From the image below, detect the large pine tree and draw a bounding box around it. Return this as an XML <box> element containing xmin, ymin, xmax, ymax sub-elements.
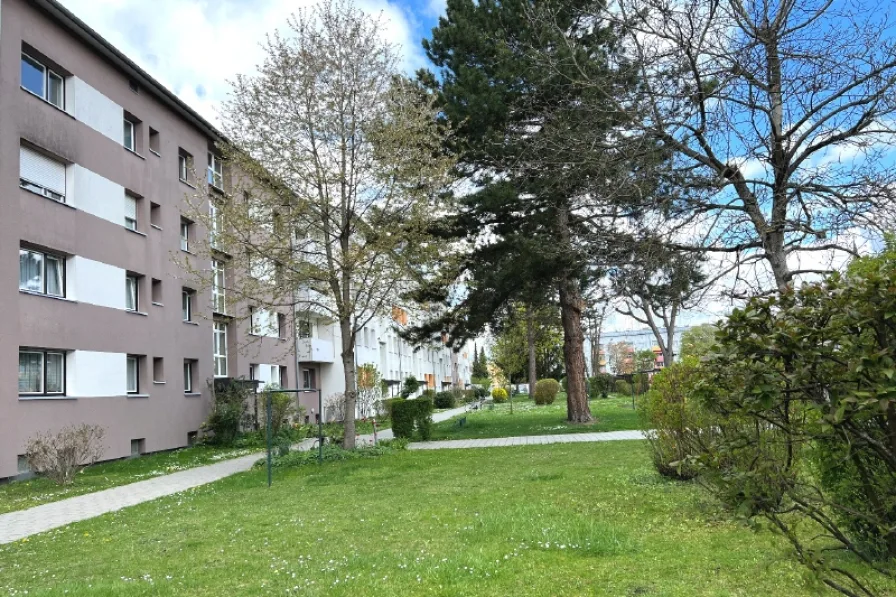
<box><xmin>407</xmin><ymin>0</ymin><xmax>648</xmax><ymax>422</ymax></box>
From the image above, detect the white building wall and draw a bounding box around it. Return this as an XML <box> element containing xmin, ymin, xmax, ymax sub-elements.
<box><xmin>69</xmin><ymin>165</ymin><xmax>125</xmax><ymax>226</ymax></box>
<box><xmin>70</xmin><ymin>77</ymin><xmax>124</xmax><ymax>143</ymax></box>
<box><xmin>67</xmin><ymin>350</ymin><xmax>127</xmax><ymax>397</ymax></box>
<box><xmin>67</xmin><ymin>256</ymin><xmax>126</xmax><ymax>310</ymax></box>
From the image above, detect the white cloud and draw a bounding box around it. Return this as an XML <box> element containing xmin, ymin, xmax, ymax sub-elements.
<box><xmin>60</xmin><ymin>0</ymin><xmax>426</xmax><ymax>126</ymax></box>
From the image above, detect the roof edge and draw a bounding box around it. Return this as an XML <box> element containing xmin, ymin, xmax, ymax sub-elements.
<box><xmin>31</xmin><ymin>0</ymin><xmax>224</xmax><ymax>142</ymax></box>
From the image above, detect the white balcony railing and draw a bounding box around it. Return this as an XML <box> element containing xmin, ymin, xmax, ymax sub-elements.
<box><xmin>297</xmin><ymin>338</ymin><xmax>335</xmax><ymax>363</ymax></box>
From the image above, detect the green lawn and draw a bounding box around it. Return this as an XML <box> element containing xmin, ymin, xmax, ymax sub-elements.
<box><xmin>430</xmin><ymin>394</ymin><xmax>640</xmax><ymax>440</ymax></box>
<box><xmin>0</xmin><ymin>441</ymin><xmax>865</xmax><ymax>597</ymax></box>
<box><xmin>0</xmin><ymin>445</ymin><xmax>257</xmax><ymax>515</ymax></box>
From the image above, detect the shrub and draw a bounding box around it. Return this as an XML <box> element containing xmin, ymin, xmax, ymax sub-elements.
<box><xmin>533</xmin><ymin>378</ymin><xmax>561</xmax><ymax>405</ymax></box>
<box><xmin>206</xmin><ymin>379</ymin><xmax>252</xmax><ymax>446</ymax></box>
<box><xmin>259</xmin><ymin>389</ymin><xmax>301</xmax><ymax>435</ymax></box>
<box><xmin>473</xmin><ymin>386</ymin><xmax>489</xmax><ymax>399</ymax></box>
<box><xmin>614</xmin><ymin>379</ymin><xmax>632</xmax><ymax>395</ymax></box>
<box><xmin>589</xmin><ymin>374</ymin><xmax>614</xmax><ymax>398</ymax></box>
<box><xmin>491</xmin><ymin>387</ymin><xmax>508</xmax><ymax>403</ymax></box>
<box><xmin>324</xmin><ymin>392</ymin><xmax>347</xmax><ymax>422</ymax></box>
<box><xmin>259</xmin><ymin>443</ymin><xmax>403</xmax><ymax>468</ymax></box>
<box><xmin>433</xmin><ymin>391</ymin><xmax>456</xmax><ymax>409</ymax></box>
<box><xmin>24</xmin><ymin>424</ymin><xmax>106</xmax><ymax>485</ymax></box>
<box><xmin>390</xmin><ymin>397</ymin><xmax>434</xmax><ymax>440</ymax></box>
<box><xmin>400</xmin><ymin>375</ymin><xmax>422</xmax><ymax>398</ymax></box>
<box><xmin>639</xmin><ymin>358</ymin><xmax>715</xmax><ymax>480</ymax></box>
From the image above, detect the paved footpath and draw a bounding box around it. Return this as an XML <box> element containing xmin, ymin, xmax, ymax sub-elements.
<box><xmin>0</xmin><ymin>406</ymin><xmax>641</xmax><ymax>544</ymax></box>
<box><xmin>408</xmin><ymin>429</ymin><xmax>644</xmax><ymax>450</ymax></box>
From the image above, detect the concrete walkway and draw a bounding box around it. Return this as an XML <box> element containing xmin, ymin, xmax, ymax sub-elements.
<box><xmin>408</xmin><ymin>429</ymin><xmax>644</xmax><ymax>450</ymax></box>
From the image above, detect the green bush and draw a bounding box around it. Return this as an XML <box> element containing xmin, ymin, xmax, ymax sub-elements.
<box><xmin>589</xmin><ymin>374</ymin><xmax>614</xmax><ymax>398</ymax></box>
<box><xmin>433</xmin><ymin>391</ymin><xmax>456</xmax><ymax>409</ymax></box>
<box><xmin>258</xmin><ymin>443</ymin><xmax>404</xmax><ymax>468</ymax></box>
<box><xmin>400</xmin><ymin>375</ymin><xmax>422</xmax><ymax>398</ymax></box>
<box><xmin>533</xmin><ymin>378</ymin><xmax>561</xmax><ymax>405</ymax></box>
<box><xmin>639</xmin><ymin>358</ymin><xmax>716</xmax><ymax>480</ymax></box>
<box><xmin>473</xmin><ymin>386</ymin><xmax>489</xmax><ymax>399</ymax></box>
<box><xmin>390</xmin><ymin>397</ymin><xmax>434</xmax><ymax>440</ymax></box>
<box><xmin>205</xmin><ymin>379</ymin><xmax>252</xmax><ymax>446</ymax></box>
<box><xmin>421</xmin><ymin>389</ymin><xmax>436</xmax><ymax>399</ymax></box>
<box><xmin>614</xmin><ymin>379</ymin><xmax>632</xmax><ymax>395</ymax></box>
<box><xmin>491</xmin><ymin>387</ymin><xmax>508</xmax><ymax>403</ymax></box>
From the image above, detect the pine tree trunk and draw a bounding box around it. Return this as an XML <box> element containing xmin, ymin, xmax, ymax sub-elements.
<box><xmin>559</xmin><ymin>275</ymin><xmax>593</xmax><ymax>423</ymax></box>
<box><xmin>340</xmin><ymin>318</ymin><xmax>357</xmax><ymax>450</ymax></box>
<box><xmin>527</xmin><ymin>304</ymin><xmax>537</xmax><ymax>399</ymax></box>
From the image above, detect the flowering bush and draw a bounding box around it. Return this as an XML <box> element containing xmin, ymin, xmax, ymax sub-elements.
<box><xmin>491</xmin><ymin>388</ymin><xmax>508</xmax><ymax>403</ymax></box>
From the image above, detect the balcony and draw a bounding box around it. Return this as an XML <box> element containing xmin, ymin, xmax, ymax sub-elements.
<box><xmin>297</xmin><ymin>338</ymin><xmax>335</xmax><ymax>363</ymax></box>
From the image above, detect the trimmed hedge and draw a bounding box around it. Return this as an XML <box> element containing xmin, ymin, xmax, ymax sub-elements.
<box><xmin>533</xmin><ymin>378</ymin><xmax>560</xmax><ymax>405</ymax></box>
<box><xmin>390</xmin><ymin>397</ymin><xmax>434</xmax><ymax>440</ymax></box>
<box><xmin>433</xmin><ymin>391</ymin><xmax>456</xmax><ymax>409</ymax></box>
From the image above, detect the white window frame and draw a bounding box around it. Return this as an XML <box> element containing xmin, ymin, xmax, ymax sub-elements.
<box><xmin>125</xmin><ymin>275</ymin><xmax>138</xmax><ymax>311</ymax></box>
<box><xmin>180</xmin><ymin>220</ymin><xmax>191</xmax><ymax>252</ymax></box>
<box><xmin>125</xmin><ymin>194</ymin><xmax>138</xmax><ymax>231</ymax></box>
<box><xmin>183</xmin><ymin>361</ymin><xmax>193</xmax><ymax>393</ymax></box>
<box><xmin>18</xmin><ymin>349</ymin><xmax>65</xmax><ymax>396</ymax></box>
<box><xmin>127</xmin><ymin>356</ymin><xmax>139</xmax><ymax>394</ymax></box>
<box><xmin>123</xmin><ymin>118</ymin><xmax>135</xmax><ymax>151</ymax></box>
<box><xmin>209</xmin><ymin>200</ymin><xmax>222</xmax><ymax>248</ymax></box>
<box><xmin>19</xmin><ymin>248</ymin><xmax>64</xmax><ymax>297</ymax></box>
<box><xmin>182</xmin><ymin>290</ymin><xmax>193</xmax><ymax>322</ymax></box>
<box><xmin>20</xmin><ymin>146</ymin><xmax>66</xmax><ymax>203</ymax></box>
<box><xmin>207</xmin><ymin>152</ymin><xmax>223</xmax><ymax>190</ymax></box>
<box><xmin>213</xmin><ymin>322</ymin><xmax>228</xmax><ymax>378</ymax></box>
<box><xmin>21</xmin><ymin>53</ymin><xmax>64</xmax><ymax>109</ymax></box>
<box><xmin>212</xmin><ymin>260</ymin><xmax>226</xmax><ymax>314</ymax></box>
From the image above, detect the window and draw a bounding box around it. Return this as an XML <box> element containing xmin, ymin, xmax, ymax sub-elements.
<box><xmin>123</xmin><ymin>118</ymin><xmax>135</xmax><ymax>151</ymax></box>
<box><xmin>277</xmin><ymin>313</ymin><xmax>287</xmax><ymax>339</ymax></box>
<box><xmin>19</xmin><ymin>349</ymin><xmax>65</xmax><ymax>395</ymax></box>
<box><xmin>127</xmin><ymin>356</ymin><xmax>139</xmax><ymax>394</ymax></box>
<box><xmin>151</xmin><ymin>278</ymin><xmax>162</xmax><ymax>304</ymax></box>
<box><xmin>212</xmin><ymin>260</ymin><xmax>226</xmax><ymax>314</ymax></box>
<box><xmin>125</xmin><ymin>275</ymin><xmax>138</xmax><ymax>311</ymax></box>
<box><xmin>124</xmin><ymin>194</ymin><xmax>138</xmax><ymax>230</ymax></box>
<box><xmin>269</xmin><ymin>365</ymin><xmax>278</xmax><ymax>386</ymax></box>
<box><xmin>213</xmin><ymin>322</ymin><xmax>228</xmax><ymax>377</ymax></box>
<box><xmin>180</xmin><ymin>219</ymin><xmax>191</xmax><ymax>251</ymax></box>
<box><xmin>279</xmin><ymin>366</ymin><xmax>288</xmax><ymax>388</ymax></box>
<box><xmin>302</xmin><ymin>368</ymin><xmax>314</xmax><ymax>390</ymax></box>
<box><xmin>298</xmin><ymin>319</ymin><xmax>312</xmax><ymax>339</ymax></box>
<box><xmin>183</xmin><ymin>361</ymin><xmax>194</xmax><ymax>393</ymax></box>
<box><xmin>149</xmin><ymin>128</ymin><xmax>160</xmax><ymax>154</ymax></box>
<box><xmin>129</xmin><ymin>79</ymin><xmax>140</xmax><ymax>94</ymax></box>
<box><xmin>152</xmin><ymin>357</ymin><xmax>164</xmax><ymax>383</ymax></box>
<box><xmin>182</xmin><ymin>289</ymin><xmax>193</xmax><ymax>322</ymax></box>
<box><xmin>210</xmin><ymin>200</ymin><xmax>223</xmax><ymax>249</ymax></box>
<box><xmin>150</xmin><ymin>202</ymin><xmax>161</xmax><ymax>228</ymax></box>
<box><xmin>207</xmin><ymin>152</ymin><xmax>223</xmax><ymax>190</ymax></box>
<box><xmin>21</xmin><ymin>53</ymin><xmax>64</xmax><ymax>109</ymax></box>
<box><xmin>19</xmin><ymin>248</ymin><xmax>64</xmax><ymax>297</ymax></box>
<box><xmin>178</xmin><ymin>149</ymin><xmax>192</xmax><ymax>183</ymax></box>
<box><xmin>20</xmin><ymin>145</ymin><xmax>65</xmax><ymax>202</ymax></box>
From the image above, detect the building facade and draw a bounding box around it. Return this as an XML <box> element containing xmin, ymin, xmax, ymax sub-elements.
<box><xmin>295</xmin><ymin>306</ymin><xmax>475</xmax><ymax>421</ymax></box>
<box><xmin>0</xmin><ymin>0</ymin><xmax>294</xmax><ymax>479</ymax></box>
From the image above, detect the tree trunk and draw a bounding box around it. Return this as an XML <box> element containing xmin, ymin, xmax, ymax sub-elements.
<box><xmin>526</xmin><ymin>304</ymin><xmax>538</xmax><ymax>398</ymax></box>
<box><xmin>340</xmin><ymin>318</ymin><xmax>357</xmax><ymax>450</ymax></box>
<box><xmin>559</xmin><ymin>275</ymin><xmax>593</xmax><ymax>423</ymax></box>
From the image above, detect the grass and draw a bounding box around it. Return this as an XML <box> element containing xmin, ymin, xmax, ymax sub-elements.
<box><xmin>430</xmin><ymin>393</ymin><xmax>641</xmax><ymax>440</ymax></box>
<box><xmin>0</xmin><ymin>419</ymin><xmax>394</xmax><ymax>516</ymax></box>
<box><xmin>0</xmin><ymin>445</ymin><xmax>258</xmax><ymax>515</ymax></box>
<box><xmin>1</xmin><ymin>441</ymin><xmax>876</xmax><ymax>596</ymax></box>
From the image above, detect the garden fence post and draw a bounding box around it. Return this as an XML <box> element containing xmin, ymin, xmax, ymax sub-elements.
<box><xmin>266</xmin><ymin>391</ymin><xmax>272</xmax><ymax>488</ymax></box>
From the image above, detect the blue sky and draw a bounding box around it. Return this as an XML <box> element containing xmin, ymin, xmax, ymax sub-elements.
<box><xmin>61</xmin><ymin>0</ymin><xmax>446</xmax><ymax>126</ymax></box>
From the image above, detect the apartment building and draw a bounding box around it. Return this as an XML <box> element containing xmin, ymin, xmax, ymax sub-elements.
<box><xmin>296</xmin><ymin>306</ymin><xmax>475</xmax><ymax>420</ymax></box>
<box><xmin>0</xmin><ymin>0</ymin><xmax>294</xmax><ymax>479</ymax></box>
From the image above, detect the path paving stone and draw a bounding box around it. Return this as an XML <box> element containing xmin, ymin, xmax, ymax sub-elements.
<box><xmin>407</xmin><ymin>429</ymin><xmax>644</xmax><ymax>450</ymax></box>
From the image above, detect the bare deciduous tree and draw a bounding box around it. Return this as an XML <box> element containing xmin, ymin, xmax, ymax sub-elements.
<box><xmin>540</xmin><ymin>0</ymin><xmax>896</xmax><ymax>294</ymax></box>
<box><xmin>182</xmin><ymin>0</ymin><xmax>454</xmax><ymax>449</ymax></box>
